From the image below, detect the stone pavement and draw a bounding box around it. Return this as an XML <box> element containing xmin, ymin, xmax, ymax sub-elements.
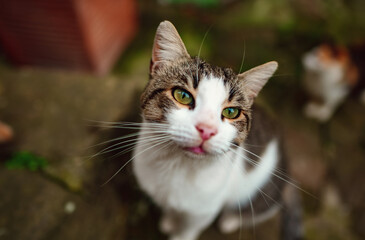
<box><xmin>0</xmin><ymin>65</ymin><xmax>147</xmax><ymax>240</ymax></box>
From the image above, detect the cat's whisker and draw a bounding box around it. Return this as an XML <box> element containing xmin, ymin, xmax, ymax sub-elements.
<box><xmin>100</xmin><ymin>123</ymin><xmax>170</xmax><ymax>129</ymax></box>
<box><xmin>86</xmin><ymin>120</ymin><xmax>169</xmax><ymax>126</ymax></box>
<box><xmin>221</xmin><ymin>148</ymin><xmax>285</xmax><ymax>239</ymax></box>
<box><xmin>232</xmin><ymin>143</ymin><xmax>295</xmax><ymax>183</ymax></box>
<box><xmin>102</xmin><ymin>138</ymin><xmax>172</xmax><ymax>186</ymax></box>
<box><xmin>96</xmin><ymin>134</ymin><xmax>171</xmax><ymax>159</ymax></box>
<box><xmin>89</xmin><ymin>134</ymin><xmax>170</xmax><ymax>160</ymax></box>
<box><xmin>83</xmin><ymin>129</ymin><xmax>171</xmax><ymax>161</ymax></box>
<box><xmin>112</xmin><ymin>136</ymin><xmax>173</xmax><ymax>160</ymax></box>
<box><xmin>248</xmin><ymin>194</ymin><xmax>256</xmax><ymax>239</ymax></box>
<box><xmin>87</xmin><ymin>132</ymin><xmax>142</xmax><ymax>150</ymax></box>
<box><xmin>222</xmin><ymin>152</ymin><xmax>243</xmax><ymax>240</ymax></box>
<box><xmin>238</xmin><ymin>39</ymin><xmax>246</xmax><ymax>74</ymax></box>
<box><xmin>86</xmin><ymin>120</ymin><xmax>170</xmax><ymax>131</ymax></box>
<box><xmin>258</xmin><ymin>187</ymin><xmax>283</xmax><ymax>209</ymax></box>
<box><xmin>170</xmin><ymin>132</ymin><xmax>195</xmax><ymax>140</ymax></box>
<box><xmin>232</xmin><ymin>146</ymin><xmax>316</xmax><ymax>199</ymax></box>
<box><xmin>91</xmin><ymin>129</ymin><xmax>171</xmax><ymax>148</ymax></box>
<box><xmin>108</xmin><ymin>135</ymin><xmax>172</xmax><ymax>162</ymax></box>
<box><xmin>237</xmin><ymin>198</ymin><xmax>243</xmax><ymax>240</ymax></box>
<box><xmin>196</xmin><ymin>25</ymin><xmax>212</xmax><ymax>82</ymax></box>
<box><xmin>229</xmin><ymin>148</ymin><xmax>275</xmax><ymax>239</ymax></box>
<box><xmin>230</xmin><ymin>146</ymin><xmax>285</xmax><ymax>209</ymax></box>
<box><xmin>104</xmin><ymin>136</ymin><xmax>170</xmax><ymax>162</ymax></box>
<box><xmin>89</xmin><ymin>125</ymin><xmax>170</xmax><ymax>131</ymax></box>
<box><xmin>240</xmin><ymin>144</ymin><xmax>287</xmax><ymax>173</ymax></box>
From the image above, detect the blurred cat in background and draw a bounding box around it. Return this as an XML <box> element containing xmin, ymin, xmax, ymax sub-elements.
<box><xmin>302</xmin><ymin>44</ymin><xmax>359</xmax><ymax>122</ymax></box>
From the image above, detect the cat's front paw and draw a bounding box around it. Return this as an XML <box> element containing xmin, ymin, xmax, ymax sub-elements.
<box><xmin>169</xmin><ymin>235</ymin><xmax>197</xmax><ymax>240</ymax></box>
<box><xmin>218</xmin><ymin>212</ymin><xmax>241</xmax><ymax>234</ymax></box>
<box><xmin>304</xmin><ymin>102</ymin><xmax>333</xmax><ymax>122</ymax></box>
<box><xmin>160</xmin><ymin>214</ymin><xmax>177</xmax><ymax>234</ymax></box>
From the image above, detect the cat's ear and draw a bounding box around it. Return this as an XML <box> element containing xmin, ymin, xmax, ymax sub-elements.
<box><xmin>151</xmin><ymin>21</ymin><xmax>190</xmax><ymax>72</ymax></box>
<box><xmin>238</xmin><ymin>61</ymin><xmax>278</xmax><ymax>105</ymax></box>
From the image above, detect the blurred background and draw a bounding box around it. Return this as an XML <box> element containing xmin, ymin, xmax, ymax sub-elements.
<box><xmin>0</xmin><ymin>0</ymin><xmax>364</xmax><ymax>239</ymax></box>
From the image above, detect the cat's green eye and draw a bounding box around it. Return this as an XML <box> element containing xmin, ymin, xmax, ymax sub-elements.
<box><xmin>173</xmin><ymin>88</ymin><xmax>193</xmax><ymax>105</ymax></box>
<box><xmin>222</xmin><ymin>107</ymin><xmax>240</xmax><ymax>119</ymax></box>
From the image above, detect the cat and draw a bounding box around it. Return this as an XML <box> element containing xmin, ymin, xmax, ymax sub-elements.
<box><xmin>132</xmin><ymin>21</ymin><xmax>301</xmax><ymax>240</ymax></box>
<box><xmin>302</xmin><ymin>44</ymin><xmax>359</xmax><ymax>122</ymax></box>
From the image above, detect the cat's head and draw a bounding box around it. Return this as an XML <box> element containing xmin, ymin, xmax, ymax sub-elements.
<box><xmin>302</xmin><ymin>44</ymin><xmax>358</xmax><ymax>86</ymax></box>
<box><xmin>141</xmin><ymin>21</ymin><xmax>277</xmax><ymax>157</ymax></box>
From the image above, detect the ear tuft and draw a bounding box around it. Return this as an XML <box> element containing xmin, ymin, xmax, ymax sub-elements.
<box><xmin>151</xmin><ymin>21</ymin><xmax>190</xmax><ymax>72</ymax></box>
<box><xmin>238</xmin><ymin>61</ymin><xmax>278</xmax><ymax>104</ymax></box>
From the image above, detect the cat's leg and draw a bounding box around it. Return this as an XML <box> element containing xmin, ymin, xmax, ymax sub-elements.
<box><xmin>281</xmin><ymin>184</ymin><xmax>303</xmax><ymax>240</ymax></box>
<box><xmin>305</xmin><ymin>85</ymin><xmax>350</xmax><ymax>122</ymax></box>
<box><xmin>304</xmin><ymin>102</ymin><xmax>333</xmax><ymax>122</ymax></box>
<box><xmin>218</xmin><ymin>204</ymin><xmax>280</xmax><ymax>234</ymax></box>
<box><xmin>218</xmin><ymin>209</ymin><xmax>241</xmax><ymax>233</ymax></box>
<box><xmin>167</xmin><ymin>210</ymin><xmax>218</xmax><ymax>240</ymax></box>
<box><xmin>219</xmin><ymin>185</ymin><xmax>303</xmax><ymax>239</ymax></box>
<box><xmin>160</xmin><ymin>209</ymin><xmax>179</xmax><ymax>234</ymax></box>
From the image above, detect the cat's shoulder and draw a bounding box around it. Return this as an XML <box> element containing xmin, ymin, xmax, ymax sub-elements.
<box><xmin>247</xmin><ymin>103</ymin><xmax>280</xmax><ymax>145</ymax></box>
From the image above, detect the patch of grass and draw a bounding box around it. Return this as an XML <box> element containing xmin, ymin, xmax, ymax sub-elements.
<box><xmin>5</xmin><ymin>151</ymin><xmax>48</xmax><ymax>171</ymax></box>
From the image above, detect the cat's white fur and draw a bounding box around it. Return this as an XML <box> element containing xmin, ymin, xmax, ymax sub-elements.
<box><xmin>133</xmin><ymin>74</ymin><xmax>279</xmax><ymax>240</ymax></box>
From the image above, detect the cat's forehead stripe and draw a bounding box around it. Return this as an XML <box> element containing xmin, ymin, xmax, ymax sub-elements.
<box><xmin>197</xmin><ymin>75</ymin><xmax>227</xmax><ymax>109</ymax></box>
<box><xmin>193</xmin><ymin>74</ymin><xmax>199</xmax><ymax>89</ymax></box>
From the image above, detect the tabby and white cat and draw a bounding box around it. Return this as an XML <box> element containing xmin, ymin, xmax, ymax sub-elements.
<box><xmin>132</xmin><ymin>21</ymin><xmax>298</xmax><ymax>240</ymax></box>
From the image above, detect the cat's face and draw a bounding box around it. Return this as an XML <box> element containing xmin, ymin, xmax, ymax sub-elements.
<box><xmin>141</xmin><ymin>21</ymin><xmax>277</xmax><ymax>157</ymax></box>
<box><xmin>302</xmin><ymin>44</ymin><xmax>358</xmax><ymax>85</ymax></box>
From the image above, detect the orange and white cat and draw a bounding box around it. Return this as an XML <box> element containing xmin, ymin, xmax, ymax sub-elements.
<box><xmin>302</xmin><ymin>44</ymin><xmax>359</xmax><ymax>122</ymax></box>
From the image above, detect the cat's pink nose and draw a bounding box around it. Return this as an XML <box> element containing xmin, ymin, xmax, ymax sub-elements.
<box><xmin>196</xmin><ymin>124</ymin><xmax>217</xmax><ymax>141</ymax></box>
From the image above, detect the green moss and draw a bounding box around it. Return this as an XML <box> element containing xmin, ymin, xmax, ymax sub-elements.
<box><xmin>5</xmin><ymin>151</ymin><xmax>48</xmax><ymax>171</ymax></box>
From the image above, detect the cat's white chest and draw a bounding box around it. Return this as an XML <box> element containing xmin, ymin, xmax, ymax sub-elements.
<box><xmin>133</xmin><ymin>139</ymin><xmax>279</xmax><ymax>216</ymax></box>
<box><xmin>133</xmin><ymin>146</ymin><xmax>235</xmax><ymax>213</ymax></box>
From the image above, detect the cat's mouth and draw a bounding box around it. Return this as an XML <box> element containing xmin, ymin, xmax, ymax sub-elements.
<box><xmin>184</xmin><ymin>145</ymin><xmax>206</xmax><ymax>155</ymax></box>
